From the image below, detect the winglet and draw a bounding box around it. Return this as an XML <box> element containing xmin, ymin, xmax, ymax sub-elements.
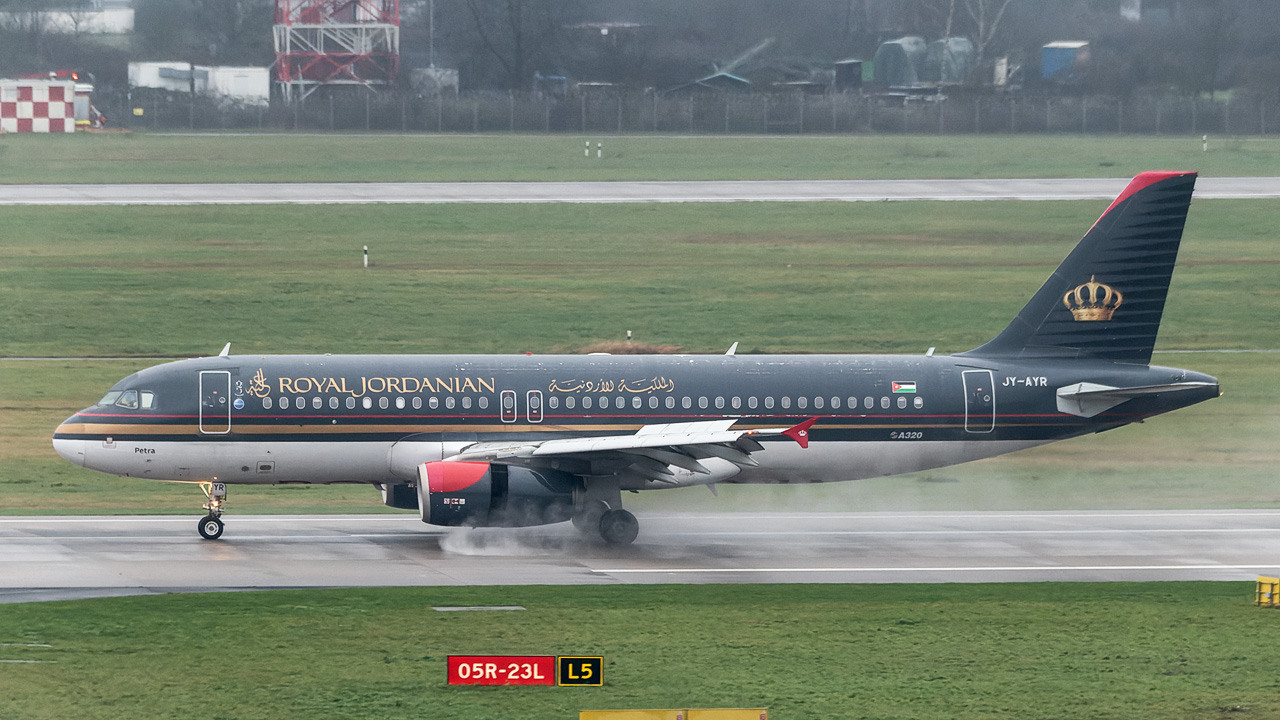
<box><xmin>781</xmin><ymin>417</ymin><xmax>819</xmax><ymax>449</ymax></box>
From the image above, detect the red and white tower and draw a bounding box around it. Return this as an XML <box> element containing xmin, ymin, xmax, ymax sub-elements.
<box><xmin>273</xmin><ymin>0</ymin><xmax>400</xmax><ymax>101</ymax></box>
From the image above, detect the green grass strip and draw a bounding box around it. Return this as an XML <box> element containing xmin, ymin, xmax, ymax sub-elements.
<box><xmin>1</xmin><ymin>583</ymin><xmax>1277</xmax><ymax>719</ymax></box>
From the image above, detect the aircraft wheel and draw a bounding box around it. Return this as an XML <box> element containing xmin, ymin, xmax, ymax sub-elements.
<box><xmin>572</xmin><ymin>500</ymin><xmax>609</xmax><ymax>534</ymax></box>
<box><xmin>198</xmin><ymin>515</ymin><xmax>224</xmax><ymax>540</ymax></box>
<box><xmin>598</xmin><ymin>509</ymin><xmax>639</xmax><ymax>545</ymax></box>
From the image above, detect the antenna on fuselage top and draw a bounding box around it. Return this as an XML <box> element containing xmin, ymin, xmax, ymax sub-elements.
<box><xmin>218</xmin><ymin>343</ymin><xmax>231</xmax><ymax>357</ymax></box>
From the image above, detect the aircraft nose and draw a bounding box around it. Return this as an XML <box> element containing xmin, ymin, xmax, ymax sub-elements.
<box><xmin>52</xmin><ymin>437</ymin><xmax>87</xmax><ymax>467</ymax></box>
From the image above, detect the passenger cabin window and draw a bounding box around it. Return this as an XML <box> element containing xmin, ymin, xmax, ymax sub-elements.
<box><xmin>880</xmin><ymin>397</ymin><xmax>890</xmax><ymax>409</ymax></box>
<box><xmin>347</xmin><ymin>397</ymin><xmax>356</xmax><ymax>409</ymax></box>
<box><xmin>397</xmin><ymin>397</ymin><xmax>407</xmax><ymax>409</ymax></box>
<box><xmin>715</xmin><ymin>397</ymin><xmax>724</xmax><ymax>409</ymax></box>
<box><xmin>781</xmin><ymin>397</ymin><xmax>791</xmax><ymax>409</ymax></box>
<box><xmin>765</xmin><ymin>397</ymin><xmax>774</xmax><ymax>409</ymax></box>
<box><xmin>313</xmin><ymin>397</ymin><xmax>323</xmax><ymax>409</ymax></box>
<box><xmin>897</xmin><ymin>396</ymin><xmax>907</xmax><ymax>409</ymax></box>
<box><xmin>412</xmin><ymin>397</ymin><xmax>422</xmax><ymax>410</ymax></box>
<box><xmin>748</xmin><ymin>397</ymin><xmax>757</xmax><ymax>409</ymax></box>
<box><xmin>914</xmin><ymin>397</ymin><xmax>924</xmax><ymax>409</ymax></box>
<box><xmin>566</xmin><ymin>397</ymin><xmax>576</xmax><ymax>409</ymax></box>
<box><xmin>429</xmin><ymin>397</ymin><xmax>439</xmax><ymax>409</ymax></box>
<box><xmin>813</xmin><ymin>397</ymin><xmax>823</xmax><ymax>409</ymax></box>
<box><xmin>330</xmin><ymin>397</ymin><xmax>340</xmax><ymax>410</ymax></box>
<box><xmin>379</xmin><ymin>397</ymin><xmax>389</xmax><ymax>410</ymax></box>
<box><xmin>682</xmin><ymin>397</ymin><xmax>691</xmax><ymax>409</ymax></box>
<box><xmin>462</xmin><ymin>397</ymin><xmax>472</xmax><ymax>410</ymax></box>
<box><xmin>263</xmin><ymin>397</ymin><xmax>273</xmax><ymax>410</ymax></box>
<box><xmin>583</xmin><ymin>397</ymin><xmax>592</xmax><ymax>409</ymax></box>
<box><xmin>549</xmin><ymin>397</ymin><xmax>559</xmax><ymax>409</ymax></box>
<box><xmin>666</xmin><ymin>397</ymin><xmax>675</xmax><ymax>409</ymax></box>
<box><xmin>479</xmin><ymin>396</ymin><xmax>489</xmax><ymax>409</ymax></box>
<box><xmin>363</xmin><ymin>397</ymin><xmax>373</xmax><ymax>409</ymax></box>
<box><xmin>295</xmin><ymin>397</ymin><xmax>305</xmax><ymax>410</ymax></box>
<box><xmin>698</xmin><ymin>397</ymin><xmax>708</xmax><ymax>409</ymax></box>
<box><xmin>797</xmin><ymin>397</ymin><xmax>808</xmax><ymax>409</ymax></box>
<box><xmin>445</xmin><ymin>397</ymin><xmax>456</xmax><ymax>409</ymax></box>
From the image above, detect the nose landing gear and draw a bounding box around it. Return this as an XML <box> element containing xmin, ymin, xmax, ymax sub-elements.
<box><xmin>198</xmin><ymin>481</ymin><xmax>227</xmax><ymax>540</ymax></box>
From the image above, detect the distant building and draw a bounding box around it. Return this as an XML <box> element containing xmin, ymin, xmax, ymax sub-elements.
<box><xmin>0</xmin><ymin>2</ymin><xmax>133</xmax><ymax>34</ymax></box>
<box><xmin>1041</xmin><ymin>41</ymin><xmax>1090</xmax><ymax>82</ymax></box>
<box><xmin>128</xmin><ymin>63</ymin><xmax>271</xmax><ymax>106</ymax></box>
<box><xmin>833</xmin><ymin>59</ymin><xmax>864</xmax><ymax>93</ymax></box>
<box><xmin>872</xmin><ymin>36</ymin><xmax>926</xmax><ymax>87</ymax></box>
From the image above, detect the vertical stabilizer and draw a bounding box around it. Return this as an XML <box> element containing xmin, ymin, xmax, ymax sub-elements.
<box><xmin>961</xmin><ymin>171</ymin><xmax>1197</xmax><ymax>365</ymax></box>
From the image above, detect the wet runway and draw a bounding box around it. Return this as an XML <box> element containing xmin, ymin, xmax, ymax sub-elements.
<box><xmin>3</xmin><ymin>177</ymin><xmax>1279</xmax><ymax>205</ymax></box>
<box><xmin>2</xmin><ymin>510</ymin><xmax>1277</xmax><ymax>603</ymax></box>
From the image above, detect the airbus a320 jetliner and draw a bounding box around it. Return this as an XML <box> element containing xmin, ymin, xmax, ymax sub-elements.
<box><xmin>53</xmin><ymin>171</ymin><xmax>1219</xmax><ymax>544</ymax></box>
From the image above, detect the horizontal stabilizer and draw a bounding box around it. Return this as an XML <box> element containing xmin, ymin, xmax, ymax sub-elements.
<box><xmin>1056</xmin><ymin>381</ymin><xmax>1218</xmax><ymax>418</ymax></box>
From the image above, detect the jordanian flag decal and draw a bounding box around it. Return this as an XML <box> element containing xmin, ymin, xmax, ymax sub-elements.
<box><xmin>892</xmin><ymin>381</ymin><xmax>917</xmax><ymax>394</ymax></box>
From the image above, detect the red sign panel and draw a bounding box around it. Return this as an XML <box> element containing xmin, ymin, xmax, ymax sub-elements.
<box><xmin>447</xmin><ymin>656</ymin><xmax>555</xmax><ymax>686</ymax></box>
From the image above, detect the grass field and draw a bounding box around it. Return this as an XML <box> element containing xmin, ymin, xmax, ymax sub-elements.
<box><xmin>2</xmin><ymin>133</ymin><xmax>1280</xmax><ymax>183</ymax></box>
<box><xmin>1</xmin><ymin>583</ymin><xmax>1277</xmax><ymax>720</ymax></box>
<box><xmin>1</xmin><ymin>199</ymin><xmax>1275</xmax><ymax>514</ymax></box>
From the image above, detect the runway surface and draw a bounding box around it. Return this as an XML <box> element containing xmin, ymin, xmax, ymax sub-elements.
<box><xmin>3</xmin><ymin>177</ymin><xmax>1279</xmax><ymax>205</ymax></box>
<box><xmin>3</xmin><ymin>510</ymin><xmax>1277</xmax><ymax>603</ymax></box>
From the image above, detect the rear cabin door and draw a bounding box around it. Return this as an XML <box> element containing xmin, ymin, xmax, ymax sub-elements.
<box><xmin>199</xmin><ymin>370</ymin><xmax>232</xmax><ymax>434</ymax></box>
<box><xmin>962</xmin><ymin>369</ymin><xmax>995</xmax><ymax>434</ymax></box>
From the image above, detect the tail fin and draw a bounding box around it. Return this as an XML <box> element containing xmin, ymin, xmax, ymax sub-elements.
<box><xmin>960</xmin><ymin>171</ymin><xmax>1197</xmax><ymax>365</ymax></box>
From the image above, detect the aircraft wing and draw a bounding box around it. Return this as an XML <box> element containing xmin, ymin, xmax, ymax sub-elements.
<box><xmin>445</xmin><ymin>417</ymin><xmax>817</xmax><ymax>483</ymax></box>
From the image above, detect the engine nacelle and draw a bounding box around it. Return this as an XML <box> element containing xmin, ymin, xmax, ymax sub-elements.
<box><xmin>378</xmin><ymin>483</ymin><xmax>419</xmax><ymax>510</ymax></box>
<box><xmin>416</xmin><ymin>461</ymin><xmax>577</xmax><ymax>528</ymax></box>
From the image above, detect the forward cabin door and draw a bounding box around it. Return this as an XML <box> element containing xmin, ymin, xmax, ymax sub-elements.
<box><xmin>199</xmin><ymin>370</ymin><xmax>232</xmax><ymax>434</ymax></box>
<box><xmin>962</xmin><ymin>369</ymin><xmax>995</xmax><ymax>433</ymax></box>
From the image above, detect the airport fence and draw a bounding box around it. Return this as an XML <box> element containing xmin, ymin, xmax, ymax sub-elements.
<box><xmin>94</xmin><ymin>88</ymin><xmax>1280</xmax><ymax>136</ymax></box>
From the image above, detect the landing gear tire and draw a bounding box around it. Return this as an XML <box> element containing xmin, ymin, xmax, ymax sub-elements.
<box><xmin>598</xmin><ymin>509</ymin><xmax>639</xmax><ymax>545</ymax></box>
<box><xmin>198</xmin><ymin>481</ymin><xmax>227</xmax><ymax>540</ymax></box>
<box><xmin>198</xmin><ymin>515</ymin><xmax>224</xmax><ymax>540</ymax></box>
<box><xmin>572</xmin><ymin>500</ymin><xmax>610</xmax><ymax>534</ymax></box>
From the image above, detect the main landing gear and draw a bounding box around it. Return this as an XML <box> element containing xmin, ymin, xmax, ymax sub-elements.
<box><xmin>572</xmin><ymin>487</ymin><xmax>639</xmax><ymax>545</ymax></box>
<box><xmin>197</xmin><ymin>481</ymin><xmax>227</xmax><ymax>540</ymax></box>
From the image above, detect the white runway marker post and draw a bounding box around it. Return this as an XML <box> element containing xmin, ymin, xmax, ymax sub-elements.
<box><xmin>584</xmin><ymin>140</ymin><xmax>590</xmax><ymax>157</ymax></box>
<box><xmin>597</xmin><ymin>142</ymin><xmax>602</xmax><ymax>158</ymax></box>
<box><xmin>363</xmin><ymin>245</ymin><xmax>368</xmax><ymax>268</ymax></box>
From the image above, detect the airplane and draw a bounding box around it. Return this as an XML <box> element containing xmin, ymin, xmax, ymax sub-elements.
<box><xmin>52</xmin><ymin>171</ymin><xmax>1219</xmax><ymax>544</ymax></box>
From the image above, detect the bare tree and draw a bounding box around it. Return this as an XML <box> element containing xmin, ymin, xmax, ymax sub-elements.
<box><xmin>463</xmin><ymin>0</ymin><xmax>577</xmax><ymax>90</ymax></box>
<box><xmin>962</xmin><ymin>0</ymin><xmax>1013</xmax><ymax>71</ymax></box>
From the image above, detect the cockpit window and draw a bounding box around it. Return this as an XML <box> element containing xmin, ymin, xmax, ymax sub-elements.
<box><xmin>140</xmin><ymin>391</ymin><xmax>156</xmax><ymax>409</ymax></box>
<box><xmin>116</xmin><ymin>390</ymin><xmax>139</xmax><ymax>409</ymax></box>
<box><xmin>97</xmin><ymin>391</ymin><xmax>123</xmax><ymax>406</ymax></box>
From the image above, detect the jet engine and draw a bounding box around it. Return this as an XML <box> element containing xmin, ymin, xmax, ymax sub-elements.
<box><xmin>415</xmin><ymin>461</ymin><xmax>577</xmax><ymax>527</ymax></box>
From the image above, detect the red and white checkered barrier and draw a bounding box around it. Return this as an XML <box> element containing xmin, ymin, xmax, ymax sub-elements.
<box><xmin>0</xmin><ymin>80</ymin><xmax>76</xmax><ymax>133</ymax></box>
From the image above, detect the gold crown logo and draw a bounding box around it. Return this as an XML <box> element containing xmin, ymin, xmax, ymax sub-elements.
<box><xmin>1063</xmin><ymin>275</ymin><xmax>1123</xmax><ymax>321</ymax></box>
